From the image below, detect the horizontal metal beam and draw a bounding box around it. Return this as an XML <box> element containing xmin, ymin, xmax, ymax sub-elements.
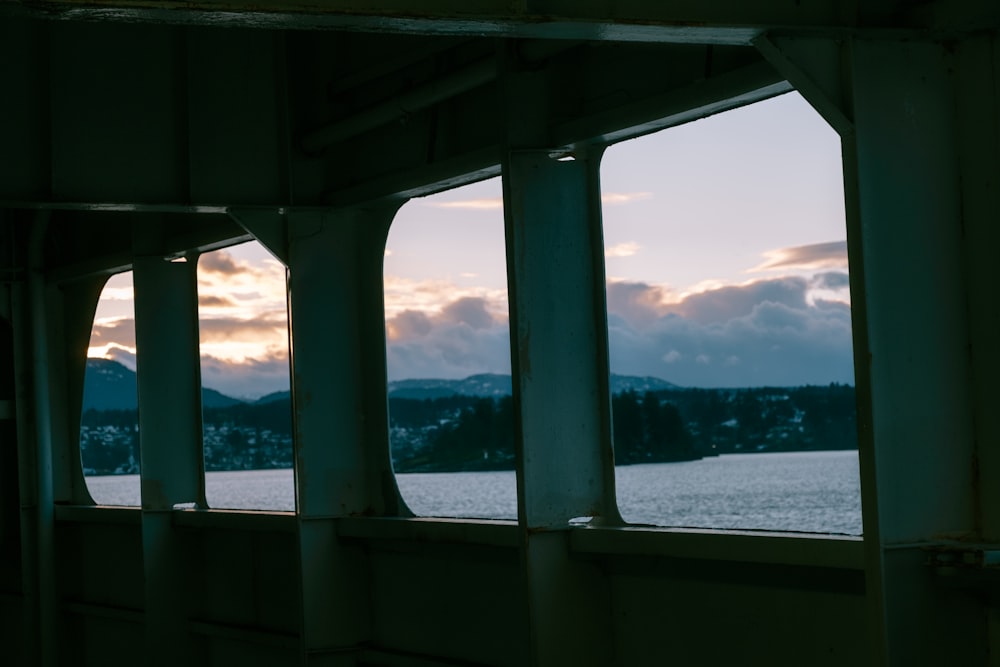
<box><xmin>571</xmin><ymin>526</ymin><xmax>865</xmax><ymax>570</ymax></box>
<box><xmin>302</xmin><ymin>58</ymin><xmax>496</xmax><ymax>153</ymax></box>
<box><xmin>7</xmin><ymin>0</ymin><xmax>996</xmax><ymax>40</ymax></box>
<box><xmin>0</xmin><ymin>0</ymin><xmax>842</xmax><ymax>44</ymax></box>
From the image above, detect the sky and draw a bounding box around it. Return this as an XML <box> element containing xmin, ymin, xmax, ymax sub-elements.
<box><xmin>88</xmin><ymin>91</ymin><xmax>855</xmax><ymax>399</ymax></box>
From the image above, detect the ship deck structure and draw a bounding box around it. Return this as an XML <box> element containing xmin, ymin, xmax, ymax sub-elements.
<box><xmin>1</xmin><ymin>0</ymin><xmax>999</xmax><ymax>664</ymax></box>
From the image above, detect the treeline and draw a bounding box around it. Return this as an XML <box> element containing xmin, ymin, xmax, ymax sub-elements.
<box><xmin>79</xmin><ymin>384</ymin><xmax>857</xmax><ymax>475</ymax></box>
<box><xmin>664</xmin><ymin>384</ymin><xmax>857</xmax><ymax>454</ymax></box>
<box><xmin>387</xmin><ymin>384</ymin><xmax>856</xmax><ymax>471</ymax></box>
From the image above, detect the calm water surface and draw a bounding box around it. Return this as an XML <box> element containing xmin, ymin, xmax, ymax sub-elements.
<box><xmin>85</xmin><ymin>450</ymin><xmax>861</xmax><ymax>535</ymax></box>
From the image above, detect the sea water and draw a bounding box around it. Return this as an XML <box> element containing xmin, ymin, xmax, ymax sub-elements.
<box><xmin>84</xmin><ymin>449</ymin><xmax>862</xmax><ymax>535</ymax></box>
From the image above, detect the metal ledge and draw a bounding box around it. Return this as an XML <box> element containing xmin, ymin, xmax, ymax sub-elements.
<box><xmin>54</xmin><ymin>504</ymin><xmax>298</xmax><ymax>533</ymax></box>
<box><xmin>570</xmin><ymin>525</ymin><xmax>865</xmax><ymax>571</ymax></box>
<box><xmin>54</xmin><ymin>504</ymin><xmax>142</xmax><ymax>525</ymax></box>
<box><xmin>337</xmin><ymin>516</ymin><xmax>520</xmax><ymax>548</ymax></box>
<box><xmin>172</xmin><ymin>508</ymin><xmax>297</xmax><ymax>533</ymax></box>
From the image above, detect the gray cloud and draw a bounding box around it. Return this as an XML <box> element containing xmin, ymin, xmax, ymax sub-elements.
<box><xmin>105</xmin><ymin>345</ymin><xmax>137</xmax><ymax>370</ymax></box>
<box><xmin>812</xmin><ymin>271</ymin><xmax>851</xmax><ymax>290</ymax></box>
<box><xmin>752</xmin><ymin>240</ymin><xmax>848</xmax><ymax>272</ymax></box>
<box><xmin>384</xmin><ymin>278</ymin><xmax>854</xmax><ymax>387</ymax></box>
<box><xmin>199</xmin><ymin>351</ymin><xmax>290</xmax><ymax>399</ymax></box>
<box><xmin>440</xmin><ymin>297</ymin><xmax>496</xmax><ymax>330</ymax></box>
<box><xmin>93</xmin><ymin>276</ymin><xmax>855</xmax><ymax>394</ymax></box>
<box><xmin>668</xmin><ymin>278</ymin><xmax>809</xmax><ymax>325</ymax></box>
<box><xmin>92</xmin><ymin>314</ymin><xmax>287</xmax><ymax>347</ymax></box>
<box><xmin>198</xmin><ymin>316</ymin><xmax>287</xmax><ymax>343</ymax></box>
<box><xmin>605</xmin><ymin>281</ymin><xmax>671</xmax><ymax>329</ymax></box>
<box><xmin>91</xmin><ymin>319</ymin><xmax>136</xmax><ymax>348</ymax></box>
<box><xmin>199</xmin><ymin>294</ymin><xmax>238</xmax><ymax>308</ymax></box>
<box><xmin>606</xmin><ymin>278</ymin><xmax>855</xmax><ymax>387</ymax></box>
<box><xmin>385</xmin><ymin>296</ymin><xmax>511</xmax><ymax>380</ymax></box>
<box><xmin>199</xmin><ymin>250</ymin><xmax>243</xmax><ymax>275</ymax></box>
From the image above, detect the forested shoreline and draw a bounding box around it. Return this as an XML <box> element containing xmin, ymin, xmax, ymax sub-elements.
<box><xmin>80</xmin><ymin>384</ymin><xmax>856</xmax><ymax>475</ymax></box>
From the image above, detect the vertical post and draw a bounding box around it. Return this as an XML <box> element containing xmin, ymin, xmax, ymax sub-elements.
<box><xmin>850</xmin><ymin>38</ymin><xmax>985</xmax><ymax>665</ymax></box>
<box><xmin>286</xmin><ymin>204</ymin><xmax>403</xmax><ymax>665</ymax></box>
<box><xmin>11</xmin><ymin>215</ymin><xmax>59</xmax><ymax>667</ymax></box>
<box><xmin>502</xmin><ymin>56</ymin><xmax>618</xmax><ymax>665</ymax></box>
<box><xmin>132</xmin><ymin>252</ymin><xmax>206</xmax><ymax>665</ymax></box>
<box><xmin>504</xmin><ymin>151</ymin><xmax>619</xmax><ymax>529</ymax></box>
<box><xmin>951</xmin><ymin>34</ymin><xmax>1000</xmax><ymax>542</ymax></box>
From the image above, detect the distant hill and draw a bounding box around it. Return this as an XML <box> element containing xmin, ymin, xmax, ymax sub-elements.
<box><xmin>83</xmin><ymin>359</ymin><xmax>680</xmax><ymax>410</ymax></box>
<box><xmin>610</xmin><ymin>375</ymin><xmax>678</xmax><ymax>394</ymax></box>
<box><xmin>388</xmin><ymin>373</ymin><xmax>512</xmax><ymax>399</ymax></box>
<box><xmin>83</xmin><ymin>359</ymin><xmax>244</xmax><ymax>411</ymax></box>
<box><xmin>255</xmin><ymin>390</ymin><xmax>291</xmax><ymax>405</ymax></box>
<box><xmin>388</xmin><ymin>373</ymin><xmax>676</xmax><ymax>399</ymax></box>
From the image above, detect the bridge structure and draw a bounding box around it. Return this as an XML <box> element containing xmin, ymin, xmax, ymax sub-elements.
<box><xmin>1</xmin><ymin>1</ymin><xmax>999</xmax><ymax>665</ymax></box>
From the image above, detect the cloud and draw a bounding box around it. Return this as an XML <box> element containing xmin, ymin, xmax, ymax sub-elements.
<box><xmin>605</xmin><ymin>280</ymin><xmax>672</xmax><ymax>328</ymax></box>
<box><xmin>668</xmin><ymin>278</ymin><xmax>809</xmax><ymax>325</ymax></box>
<box><xmin>383</xmin><ymin>275</ymin><xmax>507</xmax><ymax>320</ymax></box>
<box><xmin>605</xmin><ymin>277</ymin><xmax>855</xmax><ymax>387</ymax></box>
<box><xmin>199</xmin><ymin>350</ymin><xmax>290</xmax><ymax>399</ymax></box>
<box><xmin>102</xmin><ymin>345</ymin><xmax>137</xmax><ymax>370</ymax></box>
<box><xmin>417</xmin><ymin>191</ymin><xmax>652</xmax><ymax>211</ymax></box>
<box><xmin>424</xmin><ymin>198</ymin><xmax>504</xmax><ymax>210</ymax></box>
<box><xmin>601</xmin><ymin>192</ymin><xmax>652</xmax><ymax>205</ymax></box>
<box><xmin>385</xmin><ymin>295</ymin><xmax>511</xmax><ymax>380</ymax></box>
<box><xmin>750</xmin><ymin>240</ymin><xmax>848</xmax><ymax>272</ymax></box>
<box><xmin>198</xmin><ymin>317</ymin><xmax>288</xmax><ymax>344</ymax></box>
<box><xmin>199</xmin><ymin>250</ymin><xmax>244</xmax><ymax>275</ymax></box>
<box><xmin>606</xmin><ymin>242</ymin><xmax>640</xmax><ymax>258</ymax></box>
<box><xmin>383</xmin><ymin>274</ymin><xmax>854</xmax><ymax>387</ymax></box>
<box><xmin>386</xmin><ymin>310</ymin><xmax>433</xmax><ymax>341</ymax></box>
<box><xmin>199</xmin><ymin>295</ymin><xmax>238</xmax><ymax>308</ymax></box>
<box><xmin>88</xmin><ymin>265</ymin><xmax>854</xmax><ymax>393</ymax></box>
<box><xmin>662</xmin><ymin>350</ymin><xmax>681</xmax><ymax>363</ymax></box>
<box><xmin>811</xmin><ymin>271</ymin><xmax>851</xmax><ymax>290</ymax></box>
<box><xmin>90</xmin><ymin>317</ymin><xmax>136</xmax><ymax>348</ymax></box>
<box><xmin>440</xmin><ymin>297</ymin><xmax>496</xmax><ymax>330</ymax></box>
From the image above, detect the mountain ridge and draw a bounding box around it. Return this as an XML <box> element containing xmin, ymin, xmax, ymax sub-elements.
<box><xmin>84</xmin><ymin>358</ymin><xmax>679</xmax><ymax>409</ymax></box>
<box><xmin>83</xmin><ymin>358</ymin><xmax>246</xmax><ymax>412</ymax></box>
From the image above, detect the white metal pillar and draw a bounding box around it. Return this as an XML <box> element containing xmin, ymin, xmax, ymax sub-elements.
<box><xmin>850</xmin><ymin>38</ymin><xmax>987</xmax><ymax>666</ymax></box>
<box><xmin>503</xmin><ymin>151</ymin><xmax>619</xmax><ymax>529</ymax></box>
<box><xmin>285</xmin><ymin>204</ymin><xmax>404</xmax><ymax>665</ymax></box>
<box><xmin>132</xmin><ymin>251</ymin><xmax>206</xmax><ymax>666</ymax></box>
<box><xmin>502</xmin><ymin>53</ymin><xmax>619</xmax><ymax>661</ymax></box>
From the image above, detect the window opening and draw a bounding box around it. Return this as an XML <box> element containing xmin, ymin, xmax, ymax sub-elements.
<box><xmin>198</xmin><ymin>241</ymin><xmax>294</xmax><ymax>511</ymax></box>
<box><xmin>385</xmin><ymin>178</ymin><xmax>517</xmax><ymax>520</ymax></box>
<box><xmin>81</xmin><ymin>271</ymin><xmax>141</xmax><ymax>506</ymax></box>
<box><xmin>601</xmin><ymin>92</ymin><xmax>861</xmax><ymax>534</ymax></box>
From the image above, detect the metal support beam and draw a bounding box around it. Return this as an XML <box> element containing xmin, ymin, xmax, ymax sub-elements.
<box><xmin>11</xmin><ymin>214</ymin><xmax>57</xmax><ymax>667</ymax></box>
<box><xmin>502</xmin><ymin>74</ymin><xmax>619</xmax><ymax>657</ymax></box>
<box><xmin>951</xmin><ymin>33</ymin><xmax>1000</xmax><ymax>542</ymax></box>
<box><xmin>754</xmin><ymin>35</ymin><xmax>854</xmax><ymax>135</ymax></box>
<box><xmin>286</xmin><ymin>204</ymin><xmax>404</xmax><ymax>664</ymax></box>
<box><xmin>849</xmin><ymin>37</ymin><xmax>986</xmax><ymax>666</ymax></box>
<box><xmin>301</xmin><ymin>59</ymin><xmax>495</xmax><ymax>154</ymax></box>
<box><xmin>132</xmin><ymin>252</ymin><xmax>206</xmax><ymax>665</ymax></box>
<box><xmin>133</xmin><ymin>256</ymin><xmax>206</xmax><ymax>510</ymax></box>
<box><xmin>503</xmin><ymin>150</ymin><xmax>619</xmax><ymax>528</ymax></box>
<box><xmin>230</xmin><ymin>208</ymin><xmax>289</xmax><ymax>266</ymax></box>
